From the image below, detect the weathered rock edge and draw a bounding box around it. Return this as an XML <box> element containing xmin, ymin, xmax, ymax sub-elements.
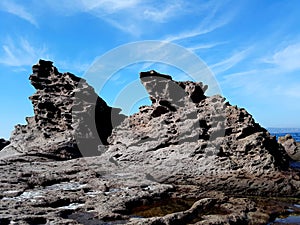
<box><xmin>1</xmin><ymin>59</ymin><xmax>125</xmax><ymax>160</ymax></box>
<box><xmin>104</xmin><ymin>70</ymin><xmax>298</xmax><ymax>196</ymax></box>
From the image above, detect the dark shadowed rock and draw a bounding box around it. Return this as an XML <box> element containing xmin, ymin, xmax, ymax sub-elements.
<box><xmin>0</xmin><ymin>138</ymin><xmax>10</xmax><ymax>151</ymax></box>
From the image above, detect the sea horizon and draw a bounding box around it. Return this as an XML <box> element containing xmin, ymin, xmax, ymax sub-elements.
<box><xmin>268</xmin><ymin>128</ymin><xmax>300</xmax><ymax>142</ymax></box>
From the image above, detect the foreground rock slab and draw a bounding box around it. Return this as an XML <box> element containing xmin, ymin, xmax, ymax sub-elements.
<box><xmin>0</xmin><ymin>156</ymin><xmax>299</xmax><ymax>225</ymax></box>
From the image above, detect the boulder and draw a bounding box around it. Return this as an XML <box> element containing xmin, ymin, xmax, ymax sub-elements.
<box><xmin>279</xmin><ymin>134</ymin><xmax>300</xmax><ymax>161</ymax></box>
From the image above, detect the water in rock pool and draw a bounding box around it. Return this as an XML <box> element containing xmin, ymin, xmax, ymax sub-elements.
<box><xmin>268</xmin><ymin>204</ymin><xmax>300</xmax><ymax>224</ymax></box>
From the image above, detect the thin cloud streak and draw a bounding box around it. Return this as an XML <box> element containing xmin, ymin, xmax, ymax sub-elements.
<box><xmin>77</xmin><ymin>0</ymin><xmax>184</xmax><ymax>22</ymax></box>
<box><xmin>210</xmin><ymin>48</ymin><xmax>252</xmax><ymax>74</ymax></box>
<box><xmin>143</xmin><ymin>2</ymin><xmax>182</xmax><ymax>22</ymax></box>
<box><xmin>0</xmin><ymin>0</ymin><xmax>38</xmax><ymax>27</ymax></box>
<box><xmin>164</xmin><ymin>19</ymin><xmax>228</xmax><ymax>42</ymax></box>
<box><xmin>43</xmin><ymin>0</ymin><xmax>235</xmax><ymax>38</ymax></box>
<box><xmin>221</xmin><ymin>68</ymin><xmax>300</xmax><ymax>100</ymax></box>
<box><xmin>164</xmin><ymin>1</ymin><xmax>235</xmax><ymax>42</ymax></box>
<box><xmin>263</xmin><ymin>42</ymin><xmax>300</xmax><ymax>72</ymax></box>
<box><xmin>79</xmin><ymin>0</ymin><xmax>141</xmax><ymax>12</ymax></box>
<box><xmin>0</xmin><ymin>37</ymin><xmax>47</xmax><ymax>67</ymax></box>
<box><xmin>45</xmin><ymin>0</ymin><xmax>186</xmax><ymax>36</ymax></box>
<box><xmin>188</xmin><ymin>42</ymin><xmax>227</xmax><ymax>52</ymax></box>
<box><xmin>55</xmin><ymin>60</ymin><xmax>90</xmax><ymax>76</ymax></box>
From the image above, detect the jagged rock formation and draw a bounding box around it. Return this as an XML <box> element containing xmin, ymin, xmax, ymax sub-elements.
<box><xmin>105</xmin><ymin>71</ymin><xmax>294</xmax><ymax>195</ymax></box>
<box><xmin>0</xmin><ymin>61</ymin><xmax>299</xmax><ymax>225</ymax></box>
<box><xmin>0</xmin><ymin>138</ymin><xmax>10</xmax><ymax>151</ymax></box>
<box><xmin>279</xmin><ymin>134</ymin><xmax>300</xmax><ymax>161</ymax></box>
<box><xmin>1</xmin><ymin>60</ymin><xmax>125</xmax><ymax>160</ymax></box>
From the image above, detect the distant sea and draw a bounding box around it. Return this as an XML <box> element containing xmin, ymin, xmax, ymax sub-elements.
<box><xmin>268</xmin><ymin>128</ymin><xmax>300</xmax><ymax>142</ymax></box>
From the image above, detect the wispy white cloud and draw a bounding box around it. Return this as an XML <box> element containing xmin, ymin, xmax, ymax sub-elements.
<box><xmin>220</xmin><ymin>55</ymin><xmax>300</xmax><ymax>99</ymax></box>
<box><xmin>0</xmin><ymin>37</ymin><xmax>93</xmax><ymax>75</ymax></box>
<box><xmin>164</xmin><ymin>1</ymin><xmax>235</xmax><ymax>42</ymax></box>
<box><xmin>79</xmin><ymin>0</ymin><xmax>140</xmax><ymax>12</ymax></box>
<box><xmin>43</xmin><ymin>0</ymin><xmax>236</xmax><ymax>38</ymax></box>
<box><xmin>103</xmin><ymin>17</ymin><xmax>140</xmax><ymax>35</ymax></box>
<box><xmin>0</xmin><ymin>0</ymin><xmax>38</xmax><ymax>27</ymax></box>
<box><xmin>45</xmin><ymin>0</ymin><xmax>186</xmax><ymax>36</ymax></box>
<box><xmin>188</xmin><ymin>42</ymin><xmax>227</xmax><ymax>52</ymax></box>
<box><xmin>164</xmin><ymin>19</ymin><xmax>229</xmax><ymax>43</ymax></box>
<box><xmin>0</xmin><ymin>37</ymin><xmax>47</xmax><ymax>67</ymax></box>
<box><xmin>55</xmin><ymin>60</ymin><xmax>90</xmax><ymax>76</ymax></box>
<box><xmin>143</xmin><ymin>2</ymin><xmax>182</xmax><ymax>23</ymax></box>
<box><xmin>221</xmin><ymin>69</ymin><xmax>263</xmax><ymax>91</ymax></box>
<box><xmin>210</xmin><ymin>48</ymin><xmax>252</xmax><ymax>74</ymax></box>
<box><xmin>263</xmin><ymin>42</ymin><xmax>300</xmax><ymax>72</ymax></box>
<box><xmin>45</xmin><ymin>0</ymin><xmax>141</xmax><ymax>14</ymax></box>
<box><xmin>78</xmin><ymin>0</ymin><xmax>184</xmax><ymax>22</ymax></box>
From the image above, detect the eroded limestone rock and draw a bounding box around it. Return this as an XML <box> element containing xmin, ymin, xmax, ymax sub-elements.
<box><xmin>1</xmin><ymin>60</ymin><xmax>125</xmax><ymax>160</ymax></box>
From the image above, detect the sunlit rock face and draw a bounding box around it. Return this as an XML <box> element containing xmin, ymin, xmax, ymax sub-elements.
<box><xmin>106</xmin><ymin>70</ymin><xmax>291</xmax><ymax>189</ymax></box>
<box><xmin>278</xmin><ymin>134</ymin><xmax>300</xmax><ymax>161</ymax></box>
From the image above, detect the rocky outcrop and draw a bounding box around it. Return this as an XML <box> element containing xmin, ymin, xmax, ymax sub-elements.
<box><xmin>0</xmin><ymin>62</ymin><xmax>299</xmax><ymax>225</ymax></box>
<box><xmin>105</xmin><ymin>71</ymin><xmax>292</xmax><ymax>194</ymax></box>
<box><xmin>1</xmin><ymin>60</ymin><xmax>125</xmax><ymax>160</ymax></box>
<box><xmin>0</xmin><ymin>138</ymin><xmax>10</xmax><ymax>151</ymax></box>
<box><xmin>279</xmin><ymin>134</ymin><xmax>300</xmax><ymax>161</ymax></box>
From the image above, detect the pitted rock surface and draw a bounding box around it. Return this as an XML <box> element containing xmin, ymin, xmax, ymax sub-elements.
<box><xmin>1</xmin><ymin>60</ymin><xmax>125</xmax><ymax>160</ymax></box>
<box><xmin>279</xmin><ymin>134</ymin><xmax>300</xmax><ymax>161</ymax></box>
<box><xmin>105</xmin><ymin>71</ymin><xmax>295</xmax><ymax>195</ymax></box>
<box><xmin>0</xmin><ymin>61</ymin><xmax>299</xmax><ymax>225</ymax></box>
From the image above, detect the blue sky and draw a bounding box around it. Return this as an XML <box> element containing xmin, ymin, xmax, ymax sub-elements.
<box><xmin>0</xmin><ymin>0</ymin><xmax>300</xmax><ymax>139</ymax></box>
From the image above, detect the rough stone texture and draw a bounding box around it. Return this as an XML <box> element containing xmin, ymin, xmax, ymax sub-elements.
<box><xmin>1</xmin><ymin>155</ymin><xmax>299</xmax><ymax>225</ymax></box>
<box><xmin>0</xmin><ymin>138</ymin><xmax>10</xmax><ymax>151</ymax></box>
<box><xmin>1</xmin><ymin>156</ymin><xmax>299</xmax><ymax>225</ymax></box>
<box><xmin>1</xmin><ymin>60</ymin><xmax>125</xmax><ymax>160</ymax></box>
<box><xmin>279</xmin><ymin>134</ymin><xmax>300</xmax><ymax>161</ymax></box>
<box><xmin>105</xmin><ymin>71</ymin><xmax>295</xmax><ymax>196</ymax></box>
<box><xmin>0</xmin><ymin>62</ymin><xmax>299</xmax><ymax>225</ymax></box>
